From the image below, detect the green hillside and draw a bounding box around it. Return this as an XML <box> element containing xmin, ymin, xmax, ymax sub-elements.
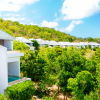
<box><xmin>0</xmin><ymin>18</ymin><xmax>99</xmax><ymax>42</ymax></box>
<box><xmin>0</xmin><ymin>18</ymin><xmax>80</xmax><ymax>42</ymax></box>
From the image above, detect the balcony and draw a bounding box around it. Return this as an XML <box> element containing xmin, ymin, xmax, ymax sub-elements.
<box><xmin>7</xmin><ymin>51</ymin><xmax>24</xmax><ymax>58</ymax></box>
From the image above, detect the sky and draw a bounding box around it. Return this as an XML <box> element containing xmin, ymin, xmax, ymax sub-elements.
<box><xmin>0</xmin><ymin>0</ymin><xmax>100</xmax><ymax>38</ymax></box>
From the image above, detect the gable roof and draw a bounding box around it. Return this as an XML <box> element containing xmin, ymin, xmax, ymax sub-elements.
<box><xmin>16</xmin><ymin>37</ymin><xmax>33</xmax><ymax>43</ymax></box>
<box><xmin>0</xmin><ymin>29</ymin><xmax>15</xmax><ymax>40</ymax></box>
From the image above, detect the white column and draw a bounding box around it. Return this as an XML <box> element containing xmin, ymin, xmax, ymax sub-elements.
<box><xmin>0</xmin><ymin>45</ymin><xmax>8</xmax><ymax>95</ymax></box>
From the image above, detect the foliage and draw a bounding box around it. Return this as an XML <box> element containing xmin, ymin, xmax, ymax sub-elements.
<box><xmin>5</xmin><ymin>80</ymin><xmax>35</xmax><ymax>100</ymax></box>
<box><xmin>93</xmin><ymin>46</ymin><xmax>99</xmax><ymax>51</ymax></box>
<box><xmin>42</xmin><ymin>96</ymin><xmax>54</xmax><ymax>100</ymax></box>
<box><xmin>13</xmin><ymin>40</ymin><xmax>30</xmax><ymax>51</ymax></box>
<box><xmin>0</xmin><ymin>94</ymin><xmax>4</xmax><ymax>100</ymax></box>
<box><xmin>0</xmin><ymin>18</ymin><xmax>78</xmax><ymax>42</ymax></box>
<box><xmin>84</xmin><ymin>89</ymin><xmax>100</xmax><ymax>100</ymax></box>
<box><xmin>20</xmin><ymin>50</ymin><xmax>46</xmax><ymax>81</ymax></box>
<box><xmin>12</xmin><ymin>42</ymin><xmax>100</xmax><ymax>99</ymax></box>
<box><xmin>85</xmin><ymin>49</ymin><xmax>95</xmax><ymax>59</ymax></box>
<box><xmin>67</xmin><ymin>71</ymin><xmax>94</xmax><ymax>100</ymax></box>
<box><xmin>31</xmin><ymin>40</ymin><xmax>39</xmax><ymax>50</ymax></box>
<box><xmin>35</xmin><ymin>81</ymin><xmax>50</xmax><ymax>98</ymax></box>
<box><xmin>96</xmin><ymin>63</ymin><xmax>100</xmax><ymax>89</ymax></box>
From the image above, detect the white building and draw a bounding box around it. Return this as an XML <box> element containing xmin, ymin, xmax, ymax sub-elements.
<box><xmin>0</xmin><ymin>30</ymin><xmax>25</xmax><ymax>95</ymax></box>
<box><xmin>46</xmin><ymin>40</ymin><xmax>60</xmax><ymax>47</ymax></box>
<box><xmin>29</xmin><ymin>38</ymin><xmax>100</xmax><ymax>49</ymax></box>
<box><xmin>16</xmin><ymin>37</ymin><xmax>33</xmax><ymax>46</ymax></box>
<box><xmin>58</xmin><ymin>41</ymin><xmax>100</xmax><ymax>49</ymax></box>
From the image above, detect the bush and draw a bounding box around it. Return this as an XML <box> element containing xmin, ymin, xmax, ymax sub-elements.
<box><xmin>13</xmin><ymin>40</ymin><xmax>30</xmax><ymax>51</ymax></box>
<box><xmin>5</xmin><ymin>80</ymin><xmax>35</xmax><ymax>100</ymax></box>
<box><xmin>0</xmin><ymin>94</ymin><xmax>4</xmax><ymax>100</ymax></box>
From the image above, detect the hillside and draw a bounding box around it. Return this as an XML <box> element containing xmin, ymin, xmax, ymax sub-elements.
<box><xmin>0</xmin><ymin>18</ymin><xmax>81</xmax><ymax>42</ymax></box>
<box><xmin>0</xmin><ymin>18</ymin><xmax>99</xmax><ymax>42</ymax></box>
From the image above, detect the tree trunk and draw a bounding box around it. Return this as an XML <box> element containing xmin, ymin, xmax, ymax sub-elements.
<box><xmin>66</xmin><ymin>92</ymin><xmax>67</xmax><ymax>100</ymax></box>
<box><xmin>64</xmin><ymin>92</ymin><xmax>65</xmax><ymax>100</ymax></box>
<box><xmin>58</xmin><ymin>85</ymin><xmax>59</xmax><ymax>93</ymax></box>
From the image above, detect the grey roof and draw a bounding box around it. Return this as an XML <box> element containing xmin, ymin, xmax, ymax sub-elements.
<box><xmin>48</xmin><ymin>40</ymin><xmax>60</xmax><ymax>46</ymax></box>
<box><xmin>36</xmin><ymin>39</ymin><xmax>48</xmax><ymax>45</ymax></box>
<box><xmin>0</xmin><ymin>29</ymin><xmax>15</xmax><ymax>40</ymax></box>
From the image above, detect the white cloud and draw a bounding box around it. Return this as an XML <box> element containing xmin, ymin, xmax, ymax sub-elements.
<box><xmin>3</xmin><ymin>14</ymin><xmax>20</xmax><ymax>17</ymax></box>
<box><xmin>3</xmin><ymin>17</ymin><xmax>26</xmax><ymax>21</ymax></box>
<box><xmin>66</xmin><ymin>20</ymin><xmax>83</xmax><ymax>32</ymax></box>
<box><xmin>0</xmin><ymin>0</ymin><xmax>39</xmax><ymax>12</ymax></box>
<box><xmin>61</xmin><ymin>0</ymin><xmax>100</xmax><ymax>20</ymax></box>
<box><xmin>59</xmin><ymin>20</ymin><xmax>83</xmax><ymax>32</ymax></box>
<box><xmin>30</xmin><ymin>22</ymin><xmax>38</xmax><ymax>25</ymax></box>
<box><xmin>41</xmin><ymin>20</ymin><xmax>58</xmax><ymax>28</ymax></box>
<box><xmin>55</xmin><ymin>13</ymin><xmax>57</xmax><ymax>17</ymax></box>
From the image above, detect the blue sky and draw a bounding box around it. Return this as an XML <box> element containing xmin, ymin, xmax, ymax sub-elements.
<box><xmin>0</xmin><ymin>0</ymin><xmax>100</xmax><ymax>38</ymax></box>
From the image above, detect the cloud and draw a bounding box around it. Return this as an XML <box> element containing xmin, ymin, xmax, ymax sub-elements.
<box><xmin>66</xmin><ymin>20</ymin><xmax>83</xmax><ymax>32</ymax></box>
<box><xmin>3</xmin><ymin>17</ymin><xmax>26</xmax><ymax>21</ymax></box>
<box><xmin>30</xmin><ymin>22</ymin><xmax>38</xmax><ymax>25</ymax></box>
<box><xmin>0</xmin><ymin>0</ymin><xmax>39</xmax><ymax>12</ymax></box>
<box><xmin>41</xmin><ymin>20</ymin><xmax>58</xmax><ymax>28</ymax></box>
<box><xmin>61</xmin><ymin>0</ymin><xmax>100</xmax><ymax>20</ymax></box>
<box><xmin>55</xmin><ymin>13</ymin><xmax>57</xmax><ymax>17</ymax></box>
<box><xmin>59</xmin><ymin>20</ymin><xmax>83</xmax><ymax>32</ymax></box>
<box><xmin>3</xmin><ymin>14</ymin><xmax>20</xmax><ymax>17</ymax></box>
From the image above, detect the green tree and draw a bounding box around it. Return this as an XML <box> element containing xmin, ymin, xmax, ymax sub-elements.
<box><xmin>67</xmin><ymin>71</ymin><xmax>94</xmax><ymax>100</ymax></box>
<box><xmin>20</xmin><ymin>50</ymin><xmax>46</xmax><ymax>81</ymax></box>
<box><xmin>31</xmin><ymin>40</ymin><xmax>39</xmax><ymax>50</ymax></box>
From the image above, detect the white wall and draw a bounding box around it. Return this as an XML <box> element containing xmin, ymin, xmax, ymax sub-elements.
<box><xmin>0</xmin><ymin>45</ymin><xmax>8</xmax><ymax>95</ymax></box>
<box><xmin>4</xmin><ymin>40</ymin><xmax>13</xmax><ymax>50</ymax></box>
<box><xmin>8</xmin><ymin>61</ymin><xmax>20</xmax><ymax>77</ymax></box>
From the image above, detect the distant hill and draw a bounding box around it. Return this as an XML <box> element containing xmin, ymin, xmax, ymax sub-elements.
<box><xmin>0</xmin><ymin>18</ymin><xmax>99</xmax><ymax>42</ymax></box>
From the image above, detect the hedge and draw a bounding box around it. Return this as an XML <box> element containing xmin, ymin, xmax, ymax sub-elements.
<box><xmin>5</xmin><ymin>80</ymin><xmax>35</xmax><ymax>100</ymax></box>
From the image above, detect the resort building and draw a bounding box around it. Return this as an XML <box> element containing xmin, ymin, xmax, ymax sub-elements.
<box><xmin>0</xmin><ymin>30</ymin><xmax>30</xmax><ymax>95</ymax></box>
<box><xmin>46</xmin><ymin>40</ymin><xmax>60</xmax><ymax>47</ymax></box>
<box><xmin>58</xmin><ymin>42</ymin><xmax>100</xmax><ymax>49</ymax></box>
<box><xmin>29</xmin><ymin>38</ymin><xmax>100</xmax><ymax>48</ymax></box>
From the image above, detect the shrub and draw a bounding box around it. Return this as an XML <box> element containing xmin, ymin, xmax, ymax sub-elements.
<box><xmin>0</xmin><ymin>94</ymin><xmax>4</xmax><ymax>100</ymax></box>
<box><xmin>13</xmin><ymin>40</ymin><xmax>30</xmax><ymax>51</ymax></box>
<box><xmin>5</xmin><ymin>80</ymin><xmax>35</xmax><ymax>100</ymax></box>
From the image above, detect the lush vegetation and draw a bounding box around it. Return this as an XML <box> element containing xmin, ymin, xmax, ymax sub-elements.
<box><xmin>12</xmin><ymin>39</ymin><xmax>100</xmax><ymax>100</ymax></box>
<box><xmin>13</xmin><ymin>40</ymin><xmax>30</xmax><ymax>51</ymax></box>
<box><xmin>5</xmin><ymin>80</ymin><xmax>35</xmax><ymax>100</ymax></box>
<box><xmin>0</xmin><ymin>94</ymin><xmax>4</xmax><ymax>100</ymax></box>
<box><xmin>31</xmin><ymin>40</ymin><xmax>39</xmax><ymax>50</ymax></box>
